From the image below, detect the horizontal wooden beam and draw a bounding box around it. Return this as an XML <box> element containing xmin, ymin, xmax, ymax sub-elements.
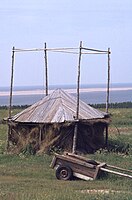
<box><xmin>82</xmin><ymin>47</ymin><xmax>109</xmax><ymax>53</ymax></box>
<box><xmin>82</xmin><ymin>52</ymin><xmax>108</xmax><ymax>55</ymax></box>
<box><xmin>14</xmin><ymin>47</ymin><xmax>78</xmax><ymax>52</ymax></box>
<box><xmin>101</xmin><ymin>167</ymin><xmax>132</xmax><ymax>179</ymax></box>
<box><xmin>14</xmin><ymin>46</ymin><xmax>110</xmax><ymax>54</ymax></box>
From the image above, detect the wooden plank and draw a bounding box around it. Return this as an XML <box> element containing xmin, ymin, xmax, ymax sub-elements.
<box><xmin>54</xmin><ymin>154</ymin><xmax>95</xmax><ymax>169</ymax></box>
<box><xmin>53</xmin><ymin>154</ymin><xmax>97</xmax><ymax>178</ymax></box>
<box><xmin>107</xmin><ymin>164</ymin><xmax>132</xmax><ymax>173</ymax></box>
<box><xmin>101</xmin><ymin>168</ymin><xmax>132</xmax><ymax>179</ymax></box>
<box><xmin>93</xmin><ymin>163</ymin><xmax>106</xmax><ymax>180</ymax></box>
<box><xmin>51</xmin><ymin>153</ymin><xmax>132</xmax><ymax>180</ymax></box>
<box><xmin>72</xmin><ymin>165</ymin><xmax>95</xmax><ymax>178</ymax></box>
<box><xmin>73</xmin><ymin>172</ymin><xmax>93</xmax><ymax>181</ymax></box>
<box><xmin>55</xmin><ymin>158</ymin><xmax>96</xmax><ymax>178</ymax></box>
<box><xmin>50</xmin><ymin>156</ymin><xmax>57</xmax><ymax>168</ymax></box>
<box><xmin>65</xmin><ymin>152</ymin><xmax>100</xmax><ymax>164</ymax></box>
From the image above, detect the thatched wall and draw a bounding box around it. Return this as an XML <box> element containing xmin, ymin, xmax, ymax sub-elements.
<box><xmin>8</xmin><ymin>121</ymin><xmax>107</xmax><ymax>154</ymax></box>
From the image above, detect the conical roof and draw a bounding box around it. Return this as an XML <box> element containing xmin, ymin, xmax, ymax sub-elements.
<box><xmin>11</xmin><ymin>89</ymin><xmax>109</xmax><ymax>123</ymax></box>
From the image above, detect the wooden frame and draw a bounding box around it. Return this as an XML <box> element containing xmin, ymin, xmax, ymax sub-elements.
<box><xmin>51</xmin><ymin>153</ymin><xmax>132</xmax><ymax>181</ymax></box>
<box><xmin>8</xmin><ymin>42</ymin><xmax>111</xmax><ymax>151</ymax></box>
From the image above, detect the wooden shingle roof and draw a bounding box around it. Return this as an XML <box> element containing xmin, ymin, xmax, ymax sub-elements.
<box><xmin>11</xmin><ymin>89</ymin><xmax>109</xmax><ymax>123</ymax></box>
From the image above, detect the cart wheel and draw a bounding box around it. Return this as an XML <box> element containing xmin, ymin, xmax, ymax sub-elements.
<box><xmin>55</xmin><ymin>165</ymin><xmax>73</xmax><ymax>180</ymax></box>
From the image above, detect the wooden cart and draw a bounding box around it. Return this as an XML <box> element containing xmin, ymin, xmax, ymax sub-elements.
<box><xmin>50</xmin><ymin>152</ymin><xmax>132</xmax><ymax>181</ymax></box>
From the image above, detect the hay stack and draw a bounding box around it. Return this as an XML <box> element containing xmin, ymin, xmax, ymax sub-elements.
<box><xmin>6</xmin><ymin>89</ymin><xmax>110</xmax><ymax>154</ymax></box>
<box><xmin>8</xmin><ymin>121</ymin><xmax>107</xmax><ymax>154</ymax></box>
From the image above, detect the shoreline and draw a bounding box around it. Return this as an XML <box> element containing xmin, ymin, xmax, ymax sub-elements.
<box><xmin>0</xmin><ymin>87</ymin><xmax>132</xmax><ymax>97</ymax></box>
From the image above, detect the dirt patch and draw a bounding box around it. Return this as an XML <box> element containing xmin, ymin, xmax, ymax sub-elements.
<box><xmin>81</xmin><ymin>189</ymin><xmax>131</xmax><ymax>194</ymax></box>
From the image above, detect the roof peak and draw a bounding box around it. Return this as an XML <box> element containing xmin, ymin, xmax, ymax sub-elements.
<box><xmin>11</xmin><ymin>88</ymin><xmax>109</xmax><ymax>123</ymax></box>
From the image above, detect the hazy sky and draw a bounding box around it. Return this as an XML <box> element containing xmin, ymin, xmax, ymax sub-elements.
<box><xmin>0</xmin><ymin>0</ymin><xmax>132</xmax><ymax>87</ymax></box>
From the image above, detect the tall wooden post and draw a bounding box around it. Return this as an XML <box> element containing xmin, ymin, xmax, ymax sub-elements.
<box><xmin>39</xmin><ymin>124</ymin><xmax>43</xmax><ymax>146</ymax></box>
<box><xmin>105</xmin><ymin>48</ymin><xmax>110</xmax><ymax>146</ymax></box>
<box><xmin>106</xmin><ymin>48</ymin><xmax>110</xmax><ymax>113</ymax></box>
<box><xmin>76</xmin><ymin>41</ymin><xmax>82</xmax><ymax>119</ymax></box>
<box><xmin>7</xmin><ymin>46</ymin><xmax>15</xmax><ymax>150</ymax></box>
<box><xmin>44</xmin><ymin>43</ymin><xmax>48</xmax><ymax>96</ymax></box>
<box><xmin>72</xmin><ymin>41</ymin><xmax>82</xmax><ymax>154</ymax></box>
<box><xmin>9</xmin><ymin>46</ymin><xmax>15</xmax><ymax>118</ymax></box>
<box><xmin>105</xmin><ymin>125</ymin><xmax>108</xmax><ymax>146</ymax></box>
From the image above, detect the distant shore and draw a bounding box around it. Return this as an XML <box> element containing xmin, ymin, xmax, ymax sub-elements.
<box><xmin>0</xmin><ymin>87</ymin><xmax>132</xmax><ymax>97</ymax></box>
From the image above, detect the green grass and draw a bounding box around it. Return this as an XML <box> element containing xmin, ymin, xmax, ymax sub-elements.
<box><xmin>0</xmin><ymin>154</ymin><xmax>131</xmax><ymax>200</ymax></box>
<box><xmin>110</xmin><ymin>108</ymin><xmax>132</xmax><ymax>127</ymax></box>
<box><xmin>0</xmin><ymin>108</ymin><xmax>132</xmax><ymax>200</ymax></box>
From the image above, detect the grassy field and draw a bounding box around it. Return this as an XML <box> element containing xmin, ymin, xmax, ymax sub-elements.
<box><xmin>0</xmin><ymin>108</ymin><xmax>132</xmax><ymax>200</ymax></box>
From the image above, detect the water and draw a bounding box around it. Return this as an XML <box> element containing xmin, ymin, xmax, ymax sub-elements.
<box><xmin>80</xmin><ymin>90</ymin><xmax>132</xmax><ymax>104</ymax></box>
<box><xmin>0</xmin><ymin>83</ymin><xmax>132</xmax><ymax>106</ymax></box>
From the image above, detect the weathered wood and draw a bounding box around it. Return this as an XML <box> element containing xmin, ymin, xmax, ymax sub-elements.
<box><xmin>73</xmin><ymin>172</ymin><xmax>93</xmax><ymax>180</ymax></box>
<box><xmin>52</xmin><ymin>154</ymin><xmax>95</xmax><ymax>169</ymax></box>
<box><xmin>7</xmin><ymin>46</ymin><xmax>15</xmax><ymax>150</ymax></box>
<box><xmin>14</xmin><ymin>47</ymin><xmax>78</xmax><ymax>52</ymax></box>
<box><xmin>65</xmin><ymin>152</ymin><xmax>99</xmax><ymax>165</ymax></box>
<box><xmin>72</xmin><ymin>41</ymin><xmax>82</xmax><ymax>154</ymax></box>
<box><xmin>50</xmin><ymin>155</ymin><xmax>57</xmax><ymax>168</ymax></box>
<box><xmin>64</xmin><ymin>152</ymin><xmax>92</xmax><ymax>162</ymax></box>
<box><xmin>44</xmin><ymin>42</ymin><xmax>48</xmax><ymax>96</ymax></box>
<box><xmin>9</xmin><ymin>46</ymin><xmax>15</xmax><ymax>118</ymax></box>
<box><xmin>82</xmin><ymin>52</ymin><xmax>108</xmax><ymax>54</ymax></box>
<box><xmin>101</xmin><ymin>167</ymin><xmax>132</xmax><ymax>179</ymax></box>
<box><xmin>82</xmin><ymin>47</ymin><xmax>108</xmax><ymax>53</ymax></box>
<box><xmin>107</xmin><ymin>164</ymin><xmax>132</xmax><ymax>173</ymax></box>
<box><xmin>106</xmin><ymin>48</ymin><xmax>111</xmax><ymax>113</ymax></box>
<box><xmin>105</xmin><ymin>125</ymin><xmax>108</xmax><ymax>146</ymax></box>
<box><xmin>76</xmin><ymin>41</ymin><xmax>82</xmax><ymax>119</ymax></box>
<box><xmin>105</xmin><ymin>48</ymin><xmax>110</xmax><ymax>147</ymax></box>
<box><xmin>51</xmin><ymin>153</ymin><xmax>132</xmax><ymax>181</ymax></box>
<box><xmin>52</xmin><ymin>155</ymin><xmax>96</xmax><ymax>179</ymax></box>
<box><xmin>72</xmin><ymin>123</ymin><xmax>78</xmax><ymax>154</ymax></box>
<box><xmin>39</xmin><ymin>124</ymin><xmax>43</xmax><ymax>145</ymax></box>
<box><xmin>93</xmin><ymin>162</ymin><xmax>106</xmax><ymax>180</ymax></box>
